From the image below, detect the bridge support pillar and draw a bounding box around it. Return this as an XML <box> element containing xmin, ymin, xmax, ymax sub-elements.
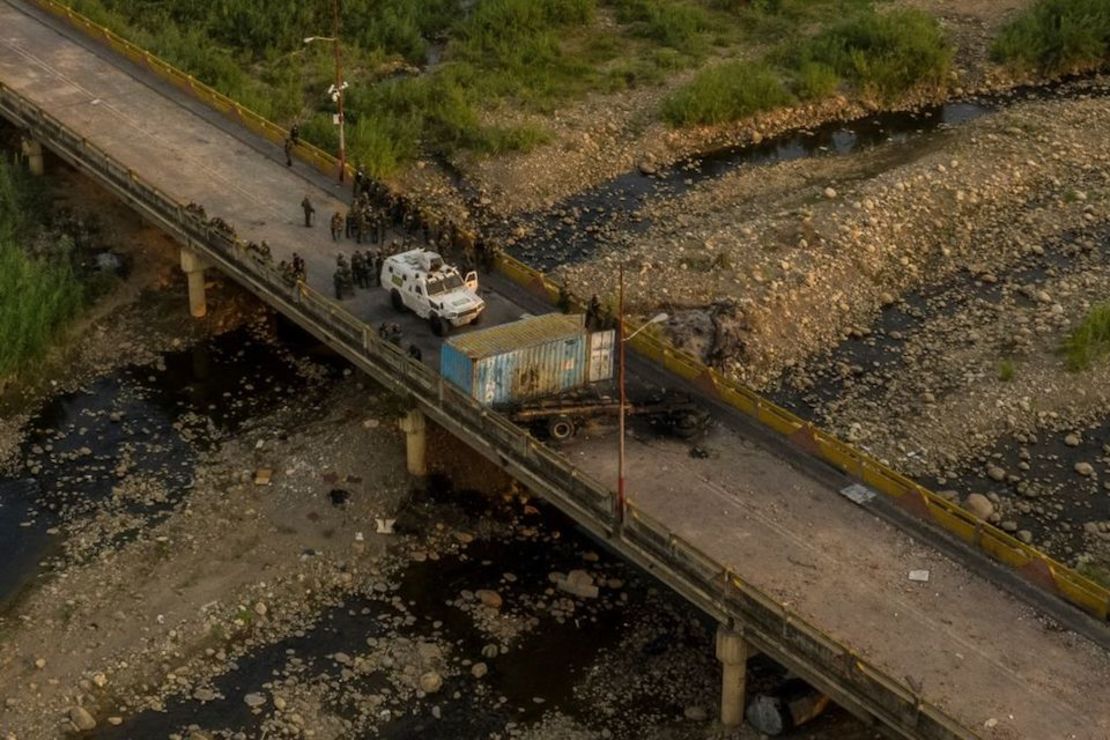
<box><xmin>399</xmin><ymin>409</ymin><xmax>427</xmax><ymax>478</ymax></box>
<box><xmin>180</xmin><ymin>248</ymin><xmax>209</xmax><ymax>319</ymax></box>
<box><xmin>21</xmin><ymin>137</ymin><xmax>44</xmax><ymax>176</ymax></box>
<box><xmin>716</xmin><ymin>625</ymin><xmax>749</xmax><ymax>728</ymax></box>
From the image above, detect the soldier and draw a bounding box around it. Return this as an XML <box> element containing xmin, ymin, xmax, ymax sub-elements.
<box><xmin>367</xmin><ymin>249</ymin><xmax>380</xmax><ymax>287</ymax></box>
<box><xmin>557</xmin><ymin>283</ymin><xmax>572</xmax><ymax>313</ymax></box>
<box><xmin>289</xmin><ymin>122</ymin><xmax>301</xmax><ymax>146</ymax></box>
<box><xmin>378</xmin><ymin>322</ymin><xmax>389</xmax><ymax>341</ymax></box>
<box><xmin>388</xmin><ymin>323</ymin><xmax>403</xmax><ymax>346</ymax></box>
<box><xmin>345</xmin><ymin>208</ymin><xmax>357</xmax><ymax>240</ymax></box>
<box><xmin>357</xmin><ymin>207</ymin><xmax>372</xmax><ymax>246</ymax></box>
<box><xmin>408</xmin><ymin>344</ymin><xmax>423</xmax><ymax>362</ymax></box>
<box><xmin>284</xmin><ymin>137</ymin><xmax>294</xmax><ymax>167</ymax></box>
<box><xmin>334</xmin><ymin>254</ymin><xmax>352</xmax><ymax>299</ymax></box>
<box><xmin>301</xmin><ymin>196</ymin><xmax>315</xmax><ymax>227</ymax></box>
<box><xmin>278</xmin><ymin>260</ymin><xmax>294</xmax><ymax>286</ymax></box>
<box><xmin>351</xmin><ymin>251</ymin><xmax>365</xmax><ymax>289</ymax></box>
<box><xmin>330</xmin><ymin>211</ymin><xmax>343</xmax><ymax>241</ymax></box>
<box><xmin>353</xmin><ymin>165</ymin><xmax>366</xmax><ymax>196</ymax></box>
<box><xmin>375</xmin><ymin>210</ymin><xmax>387</xmax><ymax>245</ymax></box>
<box><xmin>585</xmin><ymin>294</ymin><xmax>602</xmax><ymax>331</ymax></box>
<box><xmin>475</xmin><ymin>237</ymin><xmax>494</xmax><ymax>273</ymax></box>
<box><xmin>259</xmin><ymin>241</ymin><xmax>272</xmax><ymax>263</ymax></box>
<box><xmin>292</xmin><ymin>252</ymin><xmax>306</xmax><ymax>282</ymax></box>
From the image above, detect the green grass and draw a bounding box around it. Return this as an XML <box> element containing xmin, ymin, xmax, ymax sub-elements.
<box><xmin>663</xmin><ymin>5</ymin><xmax>951</xmax><ymax>127</ymax></box>
<box><xmin>64</xmin><ymin>0</ymin><xmax>602</xmax><ymax>177</ymax></box>
<box><xmin>779</xmin><ymin>8</ymin><xmax>952</xmax><ymax>102</ymax></box>
<box><xmin>1063</xmin><ymin>303</ymin><xmax>1110</xmax><ymax>371</ymax></box>
<box><xmin>662</xmin><ymin>61</ymin><xmax>794</xmax><ymax>125</ymax></box>
<box><xmin>0</xmin><ymin>158</ymin><xmax>84</xmax><ymax>378</ymax></box>
<box><xmin>992</xmin><ymin>0</ymin><xmax>1110</xmax><ymax>76</ymax></box>
<box><xmin>611</xmin><ymin>0</ymin><xmax>715</xmax><ymax>55</ymax></box>
<box><xmin>62</xmin><ymin>0</ymin><xmax>952</xmax><ymax>167</ymax></box>
<box><xmin>998</xmin><ymin>358</ymin><xmax>1016</xmax><ymax>382</ymax></box>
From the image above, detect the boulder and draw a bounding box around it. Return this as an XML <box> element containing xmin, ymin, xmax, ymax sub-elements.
<box><xmin>68</xmin><ymin>707</ymin><xmax>96</xmax><ymax>732</ymax></box>
<box><xmin>476</xmin><ymin>589</ymin><xmax>503</xmax><ymax>609</ymax></box>
<box><xmin>419</xmin><ymin>672</ymin><xmax>443</xmax><ymax>694</ymax></box>
<box><xmin>964</xmin><ymin>493</ymin><xmax>994</xmax><ymax>520</ymax></box>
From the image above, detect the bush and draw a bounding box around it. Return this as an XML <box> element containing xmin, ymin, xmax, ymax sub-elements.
<box><xmin>0</xmin><ymin>160</ymin><xmax>83</xmax><ymax>376</ymax></box>
<box><xmin>992</xmin><ymin>0</ymin><xmax>1110</xmax><ymax>75</ymax></box>
<box><xmin>1063</xmin><ymin>303</ymin><xmax>1110</xmax><ymax>371</ymax></box>
<box><xmin>784</xmin><ymin>9</ymin><xmax>952</xmax><ymax>101</ymax></box>
<box><xmin>662</xmin><ymin>61</ymin><xmax>794</xmax><ymax>126</ymax></box>
<box><xmin>794</xmin><ymin>61</ymin><xmax>841</xmax><ymax>99</ymax></box>
<box><xmin>612</xmin><ymin>0</ymin><xmax>712</xmax><ymax>55</ymax></box>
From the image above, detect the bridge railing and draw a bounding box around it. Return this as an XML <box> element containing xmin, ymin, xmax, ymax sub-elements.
<box><xmin>0</xmin><ymin>74</ymin><xmax>973</xmax><ymax>736</ymax></box>
<box><xmin>491</xmin><ymin>243</ymin><xmax>1110</xmax><ymax>621</ymax></box>
<box><xmin>22</xmin><ymin>0</ymin><xmax>1110</xmax><ymax>624</ymax></box>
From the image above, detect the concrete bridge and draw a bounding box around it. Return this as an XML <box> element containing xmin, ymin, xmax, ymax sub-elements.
<box><xmin>2</xmin><ymin>1</ymin><xmax>1109</xmax><ymax>737</ymax></box>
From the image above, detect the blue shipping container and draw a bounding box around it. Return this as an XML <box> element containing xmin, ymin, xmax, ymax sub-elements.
<box><xmin>441</xmin><ymin>314</ymin><xmax>612</xmax><ymax>406</ymax></box>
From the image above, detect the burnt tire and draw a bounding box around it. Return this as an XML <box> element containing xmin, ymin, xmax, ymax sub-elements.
<box><xmin>547</xmin><ymin>415</ymin><xmax>576</xmax><ymax>442</ymax></box>
<box><xmin>390</xmin><ymin>289</ymin><xmax>404</xmax><ymax>312</ymax></box>
<box><xmin>671</xmin><ymin>411</ymin><xmax>706</xmax><ymax>439</ymax></box>
<box><xmin>430</xmin><ymin>315</ymin><xmax>448</xmax><ymax>337</ymax></box>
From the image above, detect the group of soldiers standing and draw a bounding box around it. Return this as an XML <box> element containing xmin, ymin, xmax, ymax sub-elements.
<box><xmin>290</xmin><ymin>156</ymin><xmax>499</xmax><ymax>304</ymax></box>
<box><xmin>332</xmin><ymin>250</ymin><xmax>380</xmax><ymax>299</ymax></box>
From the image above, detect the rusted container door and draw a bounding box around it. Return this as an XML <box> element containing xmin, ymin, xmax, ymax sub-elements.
<box><xmin>588</xmin><ymin>329</ymin><xmax>615</xmax><ymax>383</ymax></box>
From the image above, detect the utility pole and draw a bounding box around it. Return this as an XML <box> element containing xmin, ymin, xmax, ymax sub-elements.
<box><xmin>331</xmin><ymin>0</ymin><xmax>346</xmax><ymax>183</ymax></box>
<box><xmin>616</xmin><ymin>269</ymin><xmax>668</xmax><ymax>526</ymax></box>
<box><xmin>618</xmin><ymin>262</ymin><xmax>626</xmax><ymax>524</ymax></box>
<box><xmin>305</xmin><ymin>1</ymin><xmax>347</xmax><ymax>183</ymax></box>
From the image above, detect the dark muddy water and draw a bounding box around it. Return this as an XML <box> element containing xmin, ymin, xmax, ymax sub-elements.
<box><xmin>0</xmin><ymin>319</ymin><xmax>860</xmax><ymax>739</ymax></box>
<box><xmin>506</xmin><ymin>78</ymin><xmax>1110</xmax><ymax>271</ymax></box>
<box><xmin>0</xmin><ymin>320</ymin><xmax>335</xmax><ymax>609</ymax></box>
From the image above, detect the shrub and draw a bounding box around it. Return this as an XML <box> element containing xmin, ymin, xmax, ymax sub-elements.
<box><xmin>612</xmin><ymin>0</ymin><xmax>712</xmax><ymax>55</ymax></box>
<box><xmin>784</xmin><ymin>8</ymin><xmax>952</xmax><ymax>101</ymax></box>
<box><xmin>662</xmin><ymin>61</ymin><xmax>794</xmax><ymax>126</ymax></box>
<box><xmin>998</xmin><ymin>359</ymin><xmax>1016</xmax><ymax>382</ymax></box>
<box><xmin>794</xmin><ymin>61</ymin><xmax>841</xmax><ymax>99</ymax></box>
<box><xmin>0</xmin><ymin>161</ymin><xmax>83</xmax><ymax>376</ymax></box>
<box><xmin>992</xmin><ymin>0</ymin><xmax>1110</xmax><ymax>75</ymax></box>
<box><xmin>1063</xmin><ymin>303</ymin><xmax>1110</xmax><ymax>371</ymax></box>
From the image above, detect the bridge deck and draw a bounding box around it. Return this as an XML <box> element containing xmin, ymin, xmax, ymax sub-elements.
<box><xmin>2</xmin><ymin>2</ymin><xmax>1108</xmax><ymax>737</ymax></box>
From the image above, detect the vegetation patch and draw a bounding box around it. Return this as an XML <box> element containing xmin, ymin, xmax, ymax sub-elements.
<box><xmin>0</xmin><ymin>158</ymin><xmax>83</xmax><ymax>377</ymax></box>
<box><xmin>663</xmin><ymin>5</ymin><xmax>951</xmax><ymax>127</ymax></box>
<box><xmin>61</xmin><ymin>0</ymin><xmax>953</xmax><ymax>168</ymax></box>
<box><xmin>992</xmin><ymin>0</ymin><xmax>1110</xmax><ymax>76</ymax></box>
<box><xmin>1063</xmin><ymin>302</ymin><xmax>1110</xmax><ymax>371</ymax></box>
<box><xmin>662</xmin><ymin>62</ymin><xmax>793</xmax><ymax>125</ymax></box>
<box><xmin>780</xmin><ymin>8</ymin><xmax>952</xmax><ymax>102</ymax></box>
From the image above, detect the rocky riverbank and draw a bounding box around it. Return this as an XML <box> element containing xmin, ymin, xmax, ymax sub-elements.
<box><xmin>0</xmin><ymin>337</ymin><xmax>867</xmax><ymax>739</ymax></box>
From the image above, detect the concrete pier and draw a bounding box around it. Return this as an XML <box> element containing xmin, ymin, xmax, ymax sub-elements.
<box><xmin>716</xmin><ymin>625</ymin><xmax>748</xmax><ymax>727</ymax></box>
<box><xmin>179</xmin><ymin>248</ymin><xmax>208</xmax><ymax>318</ymax></box>
<box><xmin>21</xmin><ymin>136</ymin><xmax>43</xmax><ymax>175</ymax></box>
<box><xmin>399</xmin><ymin>408</ymin><xmax>428</xmax><ymax>478</ymax></box>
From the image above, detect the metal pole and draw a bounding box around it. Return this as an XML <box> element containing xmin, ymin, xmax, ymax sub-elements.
<box><xmin>332</xmin><ymin>0</ymin><xmax>346</xmax><ymax>183</ymax></box>
<box><xmin>617</xmin><ymin>262</ymin><xmax>626</xmax><ymax>524</ymax></box>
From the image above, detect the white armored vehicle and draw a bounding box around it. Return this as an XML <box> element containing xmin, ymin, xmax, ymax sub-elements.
<box><xmin>381</xmin><ymin>248</ymin><xmax>484</xmax><ymax>335</ymax></box>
